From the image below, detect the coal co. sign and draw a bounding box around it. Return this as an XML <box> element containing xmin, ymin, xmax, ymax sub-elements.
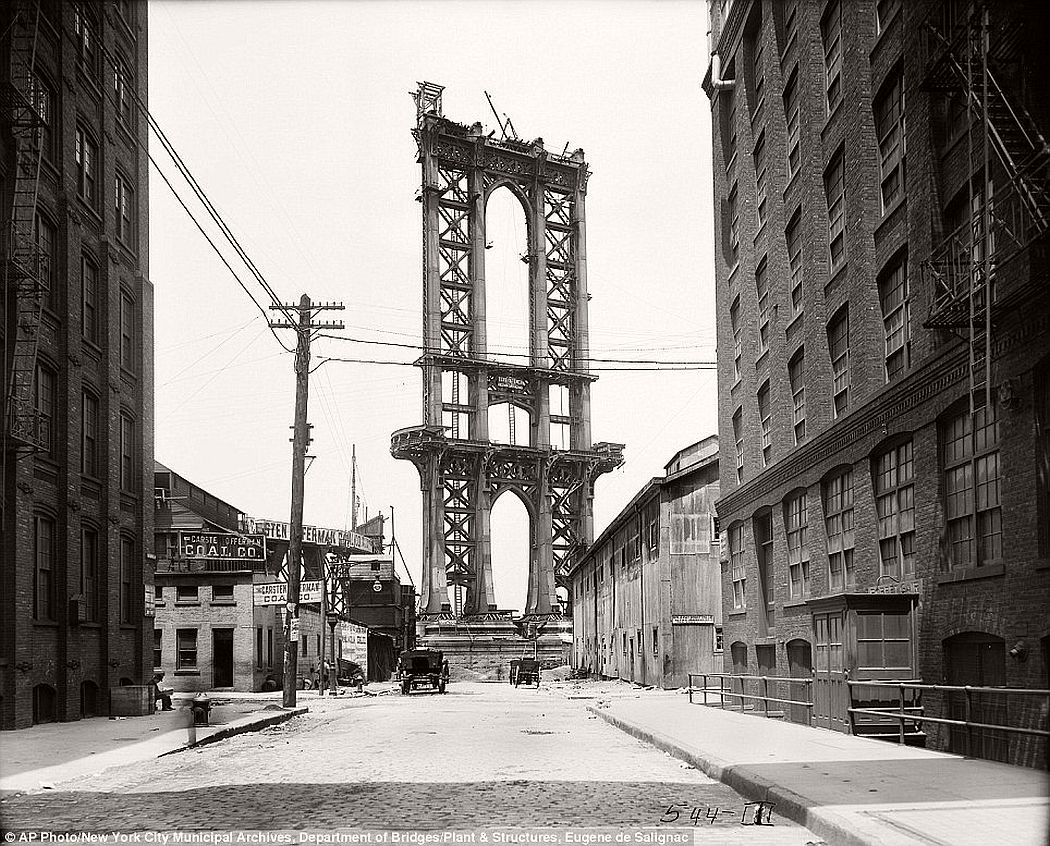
<box><xmin>179</xmin><ymin>532</ymin><xmax>266</xmax><ymax>561</ymax></box>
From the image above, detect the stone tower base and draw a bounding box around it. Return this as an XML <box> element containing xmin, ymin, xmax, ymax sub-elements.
<box><xmin>418</xmin><ymin>613</ymin><xmax>571</xmax><ymax>682</ymax></box>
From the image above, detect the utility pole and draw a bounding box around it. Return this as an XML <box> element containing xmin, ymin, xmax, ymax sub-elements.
<box><xmin>351</xmin><ymin>444</ymin><xmax>358</xmax><ymax>530</ymax></box>
<box><xmin>270</xmin><ymin>294</ymin><xmax>344</xmax><ymax>708</ymax></box>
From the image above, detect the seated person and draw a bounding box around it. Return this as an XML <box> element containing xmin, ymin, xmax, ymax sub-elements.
<box><xmin>150</xmin><ymin>671</ymin><xmax>174</xmax><ymax>711</ymax></box>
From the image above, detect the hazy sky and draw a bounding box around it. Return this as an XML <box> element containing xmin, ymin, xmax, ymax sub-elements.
<box><xmin>148</xmin><ymin>0</ymin><xmax>716</xmax><ymax>611</ymax></box>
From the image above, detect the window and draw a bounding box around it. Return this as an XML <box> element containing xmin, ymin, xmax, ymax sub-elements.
<box><xmin>944</xmin><ymin>401</ymin><xmax>1001</xmax><ymax>569</ymax></box>
<box><xmin>825</xmin><ymin>147</ymin><xmax>846</xmax><ymax>269</ymax></box>
<box><xmin>714</xmin><ymin>626</ymin><xmax>725</xmax><ymax>653</ymax></box>
<box><xmin>785</xmin><ymin>492</ymin><xmax>809</xmax><ymax>598</ymax></box>
<box><xmin>82</xmin><ymin>256</ymin><xmax>99</xmax><ymax>344</ymax></box>
<box><xmin>81</xmin><ymin>527</ymin><xmax>99</xmax><ymax>621</ymax></box>
<box><xmin>622</xmin><ymin>631</ymin><xmax>627</xmax><ymax>656</ymax></box>
<box><xmin>176</xmin><ymin>629</ymin><xmax>198</xmax><ymax>670</ymax></box>
<box><xmin>784</xmin><ymin>70</ymin><xmax>801</xmax><ymax>180</ymax></box>
<box><xmin>73</xmin><ymin>4</ymin><xmax>99</xmax><ymax>78</ymax></box>
<box><xmin>730</xmin><ymin>296</ymin><xmax>742</xmax><ymax>382</ymax></box>
<box><xmin>150</xmin><ymin>630</ymin><xmax>162</xmax><ymax>669</ymax></box>
<box><xmin>786</xmin><ymin>210</ymin><xmax>803</xmax><ymax>315</ymax></box>
<box><xmin>652</xmin><ymin>627</ymin><xmax>659</xmax><ymax>657</ymax></box>
<box><xmin>176</xmin><ymin>585</ymin><xmax>199</xmax><ymax>603</ymax></box>
<box><xmin>753</xmin><ymin>133</ymin><xmax>767</xmax><ymax>226</ymax></box>
<box><xmin>213</xmin><ymin>584</ymin><xmax>234</xmax><ymax>602</ymax></box>
<box><xmin>34</xmin><ymin>363</ymin><xmax>56</xmax><ymax>456</ymax></box>
<box><xmin>825</xmin><ymin>469</ymin><xmax>855</xmax><ymax>591</ymax></box>
<box><xmin>115</xmin><ymin>172</ymin><xmax>135</xmax><ymax>246</ymax></box>
<box><xmin>828</xmin><ymin>307</ymin><xmax>850</xmax><ymax>416</ymax></box>
<box><xmin>155</xmin><ymin>585</ymin><xmax>164</xmax><ymax>602</ymax></box>
<box><xmin>301</xmin><ymin>638</ymin><xmax>308</xmax><ymax>657</ymax></box>
<box><xmin>644</xmin><ymin>499</ymin><xmax>660</xmax><ymax>557</ymax></box>
<box><xmin>750</xmin><ymin>24</ymin><xmax>766</xmax><ymax>120</ymax></box>
<box><xmin>117</xmin><ymin>0</ymin><xmax>135</xmax><ymax>27</ymax></box>
<box><xmin>727</xmin><ymin>184</ymin><xmax>740</xmax><ymax>266</ymax></box>
<box><xmin>120</xmin><ymin>536</ymin><xmax>135</xmax><ymax>623</ymax></box>
<box><xmin>789</xmin><ymin>349</ymin><xmax>806</xmax><ymax>444</ymax></box>
<box><xmin>783</xmin><ymin>0</ymin><xmax>800</xmax><ymax>49</ymax></box>
<box><xmin>875</xmin><ymin>70</ymin><xmax>905</xmax><ymax>212</ymax></box>
<box><xmin>120</xmin><ymin>413</ymin><xmax>135</xmax><ymax>492</ymax></box>
<box><xmin>33</xmin><ymin>73</ymin><xmax>56</xmax><ymax>162</ymax></box>
<box><xmin>874</xmin><ymin>440</ymin><xmax>915</xmax><ymax>580</ymax></box>
<box><xmin>34</xmin><ymin>212</ymin><xmax>56</xmax><ymax>310</ymax></box>
<box><xmin>267</xmin><ymin>628</ymin><xmax>274</xmax><ymax>667</ymax></box>
<box><xmin>120</xmin><ymin>292</ymin><xmax>136</xmax><ymax>371</ymax></box>
<box><xmin>758</xmin><ymin>382</ymin><xmax>771</xmax><ymax>465</ymax></box>
<box><xmin>754</xmin><ymin>510</ymin><xmax>774</xmax><ymax>612</ymax></box>
<box><xmin>879</xmin><ymin>254</ymin><xmax>911</xmax><ymax>380</ymax></box>
<box><xmin>756</xmin><ymin>256</ymin><xmax>769</xmax><ymax>354</ymax></box>
<box><xmin>113</xmin><ymin>55</ymin><xmax>134</xmax><ymax>127</ymax></box>
<box><xmin>730</xmin><ymin>523</ymin><xmax>746</xmax><ymax>609</ymax></box>
<box><xmin>733</xmin><ymin>408</ymin><xmax>744</xmax><ymax>483</ymax></box>
<box><xmin>34</xmin><ymin>514</ymin><xmax>55</xmax><ymax>620</ymax></box>
<box><xmin>721</xmin><ymin>86</ymin><xmax>738</xmax><ymax>170</ymax></box>
<box><xmin>256</xmin><ymin>627</ymin><xmax>264</xmax><ymax>668</ymax></box>
<box><xmin>75</xmin><ymin>126</ymin><xmax>98</xmax><ymax>206</ymax></box>
<box><xmin>822</xmin><ymin>0</ymin><xmax>842</xmax><ymax>114</ymax></box>
<box><xmin>81</xmin><ymin>390</ymin><xmax>98</xmax><ymax>477</ymax></box>
<box><xmin>876</xmin><ymin>0</ymin><xmax>901</xmax><ymax>34</ymax></box>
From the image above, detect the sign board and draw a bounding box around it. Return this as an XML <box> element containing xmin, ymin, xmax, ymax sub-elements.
<box><xmin>289</xmin><ymin>616</ymin><xmax>300</xmax><ymax>642</ymax></box>
<box><xmin>671</xmin><ymin>614</ymin><xmax>714</xmax><ymax>625</ymax></box>
<box><xmin>179</xmin><ymin>531</ymin><xmax>265</xmax><ymax>561</ymax></box>
<box><xmin>239</xmin><ymin>517</ymin><xmax>374</xmax><ymax>553</ymax></box>
<box><xmin>144</xmin><ymin>585</ymin><xmax>155</xmax><ymax>618</ymax></box>
<box><xmin>489</xmin><ymin>373</ymin><xmax>529</xmax><ymax>394</ymax></box>
<box><xmin>254</xmin><ymin>580</ymin><xmax>323</xmax><ymax>606</ymax></box>
<box><xmin>867</xmin><ymin>578</ymin><xmax>923</xmax><ymax>595</ymax></box>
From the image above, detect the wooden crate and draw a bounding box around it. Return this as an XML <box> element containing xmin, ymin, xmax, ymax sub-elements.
<box><xmin>109</xmin><ymin>684</ymin><xmax>154</xmax><ymax>716</ymax></box>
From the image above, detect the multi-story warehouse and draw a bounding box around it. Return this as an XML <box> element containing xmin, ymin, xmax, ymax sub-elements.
<box><xmin>1</xmin><ymin>1</ymin><xmax>151</xmax><ymax>728</ymax></box>
<box><xmin>569</xmin><ymin>437</ymin><xmax>721</xmax><ymax>688</ymax></box>
<box><xmin>704</xmin><ymin>0</ymin><xmax>1048</xmax><ymax>766</ymax></box>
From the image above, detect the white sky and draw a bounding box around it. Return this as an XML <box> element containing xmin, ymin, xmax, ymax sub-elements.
<box><xmin>148</xmin><ymin>0</ymin><xmax>716</xmax><ymax>612</ymax></box>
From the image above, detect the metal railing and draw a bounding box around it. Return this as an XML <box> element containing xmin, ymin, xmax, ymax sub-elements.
<box><xmin>688</xmin><ymin>672</ymin><xmax>813</xmax><ymax>722</ymax></box>
<box><xmin>846</xmin><ymin>680</ymin><xmax>1049</xmax><ymax>753</ymax></box>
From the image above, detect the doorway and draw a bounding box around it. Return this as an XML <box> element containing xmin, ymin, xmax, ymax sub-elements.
<box><xmin>813</xmin><ymin>611</ymin><xmax>847</xmax><ymax>732</ymax></box>
<box><xmin>213</xmin><ymin>628</ymin><xmax>234</xmax><ymax>688</ymax></box>
<box><xmin>786</xmin><ymin>639</ymin><xmax>813</xmax><ymax>726</ymax></box>
<box><xmin>944</xmin><ymin>632</ymin><xmax>1008</xmax><ymax>762</ymax></box>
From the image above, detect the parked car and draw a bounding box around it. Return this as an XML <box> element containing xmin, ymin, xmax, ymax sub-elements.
<box><xmin>398</xmin><ymin>648</ymin><xmax>449</xmax><ymax>695</ymax></box>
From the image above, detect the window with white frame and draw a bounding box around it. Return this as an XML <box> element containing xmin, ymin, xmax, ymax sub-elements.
<box><xmin>879</xmin><ymin>253</ymin><xmax>910</xmax><ymax>381</ymax></box>
<box><xmin>758</xmin><ymin>381</ymin><xmax>771</xmax><ymax>466</ymax></box>
<box><xmin>825</xmin><ymin>469</ymin><xmax>855</xmax><ymax>591</ymax></box>
<box><xmin>33</xmin><ymin>363</ymin><xmax>56</xmax><ymax>456</ymax></box>
<box><xmin>789</xmin><ymin>348</ymin><xmax>806</xmax><ymax>444</ymax></box>
<box><xmin>944</xmin><ymin>401</ymin><xmax>1001</xmax><ymax>569</ymax></box>
<box><xmin>730</xmin><ymin>295</ymin><xmax>742</xmax><ymax>383</ymax></box>
<box><xmin>874</xmin><ymin>68</ymin><xmax>905</xmax><ymax>212</ymax></box>
<box><xmin>754</xmin><ymin>132</ymin><xmax>768</xmax><ymax>227</ymax></box>
<box><xmin>728</xmin><ymin>183</ymin><xmax>740</xmax><ymax>266</ymax></box>
<box><xmin>874</xmin><ymin>440</ymin><xmax>915</xmax><ymax>580</ymax></box>
<box><xmin>750</xmin><ymin>22</ymin><xmax>766</xmax><ymax>120</ymax></box>
<box><xmin>876</xmin><ymin>0</ymin><xmax>901</xmax><ymax>34</ymax></box>
<box><xmin>784</xmin><ymin>69</ymin><xmax>801</xmax><ymax>180</ymax></box>
<box><xmin>828</xmin><ymin>306</ymin><xmax>850</xmax><ymax>417</ymax></box>
<box><xmin>785</xmin><ymin>491</ymin><xmax>809</xmax><ymax>598</ymax></box>
<box><xmin>756</xmin><ymin>255</ymin><xmax>769</xmax><ymax>354</ymax></box>
<box><xmin>114</xmin><ymin>172</ymin><xmax>135</xmax><ymax>246</ymax></box>
<box><xmin>825</xmin><ymin>147</ymin><xmax>846</xmax><ymax>269</ymax></box>
<box><xmin>733</xmin><ymin>408</ymin><xmax>744</xmax><ymax>483</ymax></box>
<box><xmin>729</xmin><ymin>523</ymin><xmax>746</xmax><ymax>609</ymax></box>
<box><xmin>822</xmin><ymin>0</ymin><xmax>842</xmax><ymax>114</ymax></box>
<box><xmin>786</xmin><ymin>210</ymin><xmax>803</xmax><ymax>315</ymax></box>
<box><xmin>176</xmin><ymin>629</ymin><xmax>198</xmax><ymax>669</ymax></box>
<box><xmin>75</xmin><ymin>126</ymin><xmax>98</xmax><ymax>206</ymax></box>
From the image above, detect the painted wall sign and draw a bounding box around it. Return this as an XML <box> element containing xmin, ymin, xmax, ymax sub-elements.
<box><xmin>671</xmin><ymin>614</ymin><xmax>714</xmax><ymax>625</ymax></box>
<box><xmin>179</xmin><ymin>532</ymin><xmax>265</xmax><ymax>561</ymax></box>
<box><xmin>489</xmin><ymin>374</ymin><xmax>529</xmax><ymax>394</ymax></box>
<box><xmin>867</xmin><ymin>578</ymin><xmax>923</xmax><ymax>595</ymax></box>
<box><xmin>253</xmin><ymin>580</ymin><xmax>323</xmax><ymax>606</ymax></box>
<box><xmin>239</xmin><ymin>517</ymin><xmax>374</xmax><ymax>553</ymax></box>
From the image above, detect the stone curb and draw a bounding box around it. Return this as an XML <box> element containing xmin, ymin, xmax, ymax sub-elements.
<box><xmin>160</xmin><ymin>706</ymin><xmax>308</xmax><ymax>756</ymax></box>
<box><xmin>587</xmin><ymin>705</ymin><xmax>875</xmax><ymax>846</ymax></box>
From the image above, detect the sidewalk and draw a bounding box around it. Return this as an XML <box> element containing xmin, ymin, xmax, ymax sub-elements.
<box><xmin>0</xmin><ymin>693</ymin><xmax>309</xmax><ymax>796</ymax></box>
<box><xmin>581</xmin><ymin>685</ymin><xmax>1048</xmax><ymax>846</ymax></box>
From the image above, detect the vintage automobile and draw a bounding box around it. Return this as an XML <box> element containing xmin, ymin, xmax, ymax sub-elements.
<box><xmin>399</xmin><ymin>648</ymin><xmax>449</xmax><ymax>695</ymax></box>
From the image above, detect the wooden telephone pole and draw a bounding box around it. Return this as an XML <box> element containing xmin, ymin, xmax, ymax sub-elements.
<box><xmin>270</xmin><ymin>294</ymin><xmax>344</xmax><ymax>708</ymax></box>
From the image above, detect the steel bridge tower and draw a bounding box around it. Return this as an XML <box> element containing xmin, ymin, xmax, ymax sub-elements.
<box><xmin>392</xmin><ymin>83</ymin><xmax>623</xmax><ymax>645</ymax></box>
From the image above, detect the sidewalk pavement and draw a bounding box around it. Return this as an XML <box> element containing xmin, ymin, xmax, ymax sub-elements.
<box><xmin>580</xmin><ymin>685</ymin><xmax>1048</xmax><ymax>846</ymax></box>
<box><xmin>0</xmin><ymin>693</ymin><xmax>309</xmax><ymax>796</ymax></box>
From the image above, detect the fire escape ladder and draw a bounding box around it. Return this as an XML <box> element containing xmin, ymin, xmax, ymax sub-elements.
<box><xmin>2</xmin><ymin>0</ymin><xmax>46</xmax><ymax>454</ymax></box>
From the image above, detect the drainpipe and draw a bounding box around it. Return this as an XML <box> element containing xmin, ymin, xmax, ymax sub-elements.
<box><xmin>710</xmin><ymin>53</ymin><xmax>736</xmax><ymax>92</ymax></box>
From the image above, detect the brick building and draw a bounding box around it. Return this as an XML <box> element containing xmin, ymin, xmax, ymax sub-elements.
<box><xmin>704</xmin><ymin>0</ymin><xmax>1048</xmax><ymax>765</ymax></box>
<box><xmin>568</xmin><ymin>437</ymin><xmax>721</xmax><ymax>688</ymax></box>
<box><xmin>1</xmin><ymin>1</ymin><xmax>151</xmax><ymax>728</ymax></box>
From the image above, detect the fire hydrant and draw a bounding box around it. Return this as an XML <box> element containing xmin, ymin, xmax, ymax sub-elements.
<box><xmin>191</xmin><ymin>693</ymin><xmax>211</xmax><ymax>726</ymax></box>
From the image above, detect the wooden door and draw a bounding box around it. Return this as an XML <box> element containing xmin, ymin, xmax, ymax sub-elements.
<box><xmin>787</xmin><ymin>639</ymin><xmax>813</xmax><ymax>726</ymax></box>
<box><xmin>813</xmin><ymin>612</ymin><xmax>847</xmax><ymax>731</ymax></box>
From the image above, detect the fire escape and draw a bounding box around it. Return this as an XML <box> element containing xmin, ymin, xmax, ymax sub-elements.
<box><xmin>921</xmin><ymin>0</ymin><xmax>1049</xmax><ymax>408</ymax></box>
<box><xmin>1</xmin><ymin>0</ymin><xmax>46</xmax><ymax>468</ymax></box>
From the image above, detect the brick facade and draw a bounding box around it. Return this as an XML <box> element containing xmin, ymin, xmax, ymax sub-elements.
<box><xmin>1</xmin><ymin>1</ymin><xmax>152</xmax><ymax>729</ymax></box>
<box><xmin>705</xmin><ymin>0</ymin><xmax>1049</xmax><ymax>766</ymax></box>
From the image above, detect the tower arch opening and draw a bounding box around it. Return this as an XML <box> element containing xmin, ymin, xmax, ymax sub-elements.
<box><xmin>484</xmin><ymin>186</ymin><xmax>531</xmax><ymax>366</ymax></box>
<box><xmin>489</xmin><ymin>488</ymin><xmax>533</xmax><ymax>615</ymax></box>
<box><xmin>488</xmin><ymin>401</ymin><xmax>532</xmax><ymax>447</ymax></box>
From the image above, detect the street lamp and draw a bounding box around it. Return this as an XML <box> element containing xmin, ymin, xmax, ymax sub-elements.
<box><xmin>326</xmin><ymin>611</ymin><xmax>339</xmax><ymax>695</ymax></box>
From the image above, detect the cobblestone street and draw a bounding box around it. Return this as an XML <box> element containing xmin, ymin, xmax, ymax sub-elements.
<box><xmin>0</xmin><ymin>684</ymin><xmax>818</xmax><ymax>841</ymax></box>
